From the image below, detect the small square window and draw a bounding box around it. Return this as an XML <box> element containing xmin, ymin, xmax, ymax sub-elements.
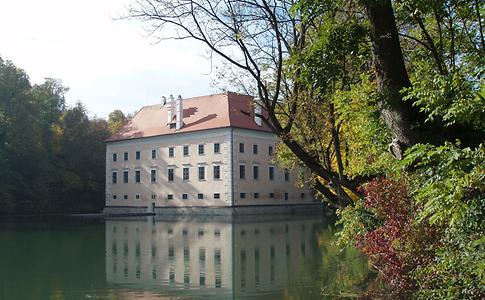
<box><xmin>182</xmin><ymin>194</ymin><xmax>188</xmax><ymax>200</ymax></box>
<box><xmin>214</xmin><ymin>193</ymin><xmax>220</xmax><ymax>199</ymax></box>
<box><xmin>167</xmin><ymin>194</ymin><xmax>174</xmax><ymax>200</ymax></box>
<box><xmin>168</xmin><ymin>147</ymin><xmax>174</xmax><ymax>158</ymax></box>
<box><xmin>151</xmin><ymin>194</ymin><xmax>156</xmax><ymax>200</ymax></box>
<box><xmin>169</xmin><ymin>123</ymin><xmax>176</xmax><ymax>129</ymax></box>
<box><xmin>253</xmin><ymin>144</ymin><xmax>258</xmax><ymax>154</ymax></box>
<box><xmin>240</xmin><ymin>192</ymin><xmax>246</xmax><ymax>199</ymax></box>
<box><xmin>112</xmin><ymin>194</ymin><xmax>117</xmax><ymax>200</ymax></box>
<box><xmin>112</xmin><ymin>153</ymin><xmax>117</xmax><ymax>162</ymax></box>
<box><xmin>239</xmin><ymin>143</ymin><xmax>244</xmax><ymax>153</ymax></box>
<box><xmin>254</xmin><ymin>192</ymin><xmax>259</xmax><ymax>199</ymax></box>
<box><xmin>135</xmin><ymin>151</ymin><xmax>141</xmax><ymax>160</ymax></box>
<box><xmin>135</xmin><ymin>194</ymin><xmax>140</xmax><ymax>200</ymax></box>
<box><xmin>300</xmin><ymin>192</ymin><xmax>305</xmax><ymax>199</ymax></box>
<box><xmin>214</xmin><ymin>143</ymin><xmax>220</xmax><ymax>154</ymax></box>
<box><xmin>124</xmin><ymin>152</ymin><xmax>128</xmax><ymax>161</ymax></box>
<box><xmin>183</xmin><ymin>145</ymin><xmax>189</xmax><ymax>156</ymax></box>
<box><xmin>123</xmin><ymin>194</ymin><xmax>128</xmax><ymax>200</ymax></box>
<box><xmin>198</xmin><ymin>144</ymin><xmax>205</xmax><ymax>155</ymax></box>
<box><xmin>269</xmin><ymin>192</ymin><xmax>275</xmax><ymax>199</ymax></box>
<box><xmin>198</xmin><ymin>193</ymin><xmax>204</xmax><ymax>200</ymax></box>
<box><xmin>151</xmin><ymin>149</ymin><xmax>157</xmax><ymax>159</ymax></box>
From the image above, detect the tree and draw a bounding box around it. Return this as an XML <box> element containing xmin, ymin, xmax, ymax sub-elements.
<box><xmin>108</xmin><ymin>109</ymin><xmax>128</xmax><ymax>134</ymax></box>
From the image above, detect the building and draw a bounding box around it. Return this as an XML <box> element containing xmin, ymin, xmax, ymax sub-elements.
<box><xmin>104</xmin><ymin>91</ymin><xmax>317</xmax><ymax>215</ymax></box>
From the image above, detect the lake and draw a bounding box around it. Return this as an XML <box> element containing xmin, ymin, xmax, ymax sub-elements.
<box><xmin>0</xmin><ymin>214</ymin><xmax>373</xmax><ymax>299</ymax></box>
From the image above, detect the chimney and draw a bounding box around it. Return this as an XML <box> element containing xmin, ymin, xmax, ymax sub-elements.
<box><xmin>167</xmin><ymin>94</ymin><xmax>174</xmax><ymax>124</ymax></box>
<box><xmin>176</xmin><ymin>95</ymin><xmax>183</xmax><ymax>130</ymax></box>
<box><xmin>254</xmin><ymin>104</ymin><xmax>262</xmax><ymax>126</ymax></box>
<box><xmin>161</xmin><ymin>96</ymin><xmax>167</xmax><ymax>108</ymax></box>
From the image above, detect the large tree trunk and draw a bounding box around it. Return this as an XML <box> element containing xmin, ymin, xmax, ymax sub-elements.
<box><xmin>366</xmin><ymin>0</ymin><xmax>426</xmax><ymax>158</ymax></box>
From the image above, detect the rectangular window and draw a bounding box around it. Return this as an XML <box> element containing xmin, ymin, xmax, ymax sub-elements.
<box><xmin>253</xmin><ymin>144</ymin><xmax>258</xmax><ymax>154</ymax></box>
<box><xmin>168</xmin><ymin>168</ymin><xmax>174</xmax><ymax>182</ymax></box>
<box><xmin>124</xmin><ymin>152</ymin><xmax>128</xmax><ymax>161</ymax></box>
<box><xmin>182</xmin><ymin>193</ymin><xmax>188</xmax><ymax>200</ymax></box>
<box><xmin>269</xmin><ymin>166</ymin><xmax>275</xmax><ymax>181</ymax></box>
<box><xmin>135</xmin><ymin>170</ymin><xmax>141</xmax><ymax>183</ymax></box>
<box><xmin>214</xmin><ymin>193</ymin><xmax>220</xmax><ymax>199</ymax></box>
<box><xmin>198</xmin><ymin>193</ymin><xmax>204</xmax><ymax>199</ymax></box>
<box><xmin>123</xmin><ymin>171</ymin><xmax>128</xmax><ymax>183</ymax></box>
<box><xmin>300</xmin><ymin>192</ymin><xmax>305</xmax><ymax>199</ymax></box>
<box><xmin>183</xmin><ymin>145</ymin><xmax>189</xmax><ymax>156</ymax></box>
<box><xmin>135</xmin><ymin>194</ymin><xmax>140</xmax><ymax>200</ymax></box>
<box><xmin>123</xmin><ymin>194</ymin><xmax>128</xmax><ymax>200</ymax></box>
<box><xmin>253</xmin><ymin>165</ymin><xmax>259</xmax><ymax>180</ymax></box>
<box><xmin>213</xmin><ymin>165</ymin><xmax>220</xmax><ymax>180</ymax></box>
<box><xmin>167</xmin><ymin>194</ymin><xmax>174</xmax><ymax>200</ymax></box>
<box><xmin>198</xmin><ymin>166</ymin><xmax>205</xmax><ymax>180</ymax></box>
<box><xmin>240</xmin><ymin>192</ymin><xmax>246</xmax><ymax>199</ymax></box>
<box><xmin>150</xmin><ymin>169</ymin><xmax>157</xmax><ymax>183</ymax></box>
<box><xmin>239</xmin><ymin>143</ymin><xmax>244</xmax><ymax>153</ymax></box>
<box><xmin>254</xmin><ymin>192</ymin><xmax>259</xmax><ymax>199</ymax></box>
<box><xmin>112</xmin><ymin>171</ymin><xmax>117</xmax><ymax>184</ymax></box>
<box><xmin>268</xmin><ymin>145</ymin><xmax>273</xmax><ymax>156</ymax></box>
<box><xmin>112</xmin><ymin>153</ymin><xmax>117</xmax><ymax>162</ymax></box>
<box><xmin>151</xmin><ymin>194</ymin><xmax>156</xmax><ymax>200</ymax></box>
<box><xmin>285</xmin><ymin>168</ymin><xmax>290</xmax><ymax>182</ymax></box>
<box><xmin>269</xmin><ymin>192</ymin><xmax>275</xmax><ymax>199</ymax></box>
<box><xmin>135</xmin><ymin>151</ymin><xmax>141</xmax><ymax>160</ymax></box>
<box><xmin>112</xmin><ymin>194</ymin><xmax>117</xmax><ymax>200</ymax></box>
<box><xmin>214</xmin><ymin>143</ymin><xmax>220</xmax><ymax>154</ymax></box>
<box><xmin>239</xmin><ymin>165</ymin><xmax>246</xmax><ymax>179</ymax></box>
<box><xmin>285</xmin><ymin>192</ymin><xmax>289</xmax><ymax>200</ymax></box>
<box><xmin>151</xmin><ymin>149</ymin><xmax>157</xmax><ymax>159</ymax></box>
<box><xmin>198</xmin><ymin>144</ymin><xmax>204</xmax><ymax>155</ymax></box>
<box><xmin>168</xmin><ymin>147</ymin><xmax>174</xmax><ymax>158</ymax></box>
<box><xmin>183</xmin><ymin>167</ymin><xmax>189</xmax><ymax>181</ymax></box>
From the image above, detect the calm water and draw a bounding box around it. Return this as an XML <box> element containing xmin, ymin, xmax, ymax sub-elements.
<box><xmin>0</xmin><ymin>214</ymin><xmax>372</xmax><ymax>300</ymax></box>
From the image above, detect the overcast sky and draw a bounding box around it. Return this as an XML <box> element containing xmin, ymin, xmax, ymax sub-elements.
<box><xmin>0</xmin><ymin>0</ymin><xmax>217</xmax><ymax>118</ymax></box>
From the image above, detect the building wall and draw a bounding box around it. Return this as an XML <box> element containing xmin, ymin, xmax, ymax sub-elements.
<box><xmin>105</xmin><ymin>127</ymin><xmax>314</xmax><ymax>209</ymax></box>
<box><xmin>232</xmin><ymin>128</ymin><xmax>314</xmax><ymax>206</ymax></box>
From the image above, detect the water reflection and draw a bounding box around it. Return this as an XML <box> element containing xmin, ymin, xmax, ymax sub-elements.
<box><xmin>105</xmin><ymin>215</ymin><xmax>370</xmax><ymax>299</ymax></box>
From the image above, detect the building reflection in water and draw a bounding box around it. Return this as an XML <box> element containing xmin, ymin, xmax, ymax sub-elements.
<box><xmin>105</xmin><ymin>215</ymin><xmax>322</xmax><ymax>299</ymax></box>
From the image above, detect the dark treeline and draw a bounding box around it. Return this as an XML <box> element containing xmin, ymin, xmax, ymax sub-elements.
<box><xmin>0</xmin><ymin>57</ymin><xmax>117</xmax><ymax>214</ymax></box>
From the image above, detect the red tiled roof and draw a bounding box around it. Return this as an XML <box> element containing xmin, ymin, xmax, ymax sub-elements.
<box><xmin>106</xmin><ymin>91</ymin><xmax>272</xmax><ymax>142</ymax></box>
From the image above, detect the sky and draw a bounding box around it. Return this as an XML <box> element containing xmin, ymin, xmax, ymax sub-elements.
<box><xmin>0</xmin><ymin>0</ymin><xmax>217</xmax><ymax>118</ymax></box>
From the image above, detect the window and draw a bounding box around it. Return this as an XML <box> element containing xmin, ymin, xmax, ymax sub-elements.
<box><xmin>198</xmin><ymin>193</ymin><xmax>204</xmax><ymax>199</ymax></box>
<box><xmin>213</xmin><ymin>165</ymin><xmax>220</xmax><ymax>180</ymax></box>
<box><xmin>198</xmin><ymin>166</ymin><xmax>205</xmax><ymax>180</ymax></box>
<box><xmin>214</xmin><ymin>193</ymin><xmax>220</xmax><ymax>199</ymax></box>
<box><xmin>112</xmin><ymin>153</ymin><xmax>117</xmax><ymax>162</ymax></box>
<box><xmin>239</xmin><ymin>143</ymin><xmax>244</xmax><ymax>153</ymax></box>
<box><xmin>135</xmin><ymin>170</ymin><xmax>141</xmax><ymax>183</ymax></box>
<box><xmin>269</xmin><ymin>192</ymin><xmax>275</xmax><ymax>199</ymax></box>
<box><xmin>112</xmin><ymin>194</ymin><xmax>117</xmax><ymax>200</ymax></box>
<box><xmin>151</xmin><ymin>149</ymin><xmax>157</xmax><ymax>159</ymax></box>
<box><xmin>268</xmin><ymin>145</ymin><xmax>274</xmax><ymax>156</ymax></box>
<box><xmin>167</xmin><ymin>194</ymin><xmax>174</xmax><ymax>200</ymax></box>
<box><xmin>124</xmin><ymin>152</ymin><xmax>128</xmax><ymax>161</ymax></box>
<box><xmin>168</xmin><ymin>168</ymin><xmax>174</xmax><ymax>182</ymax></box>
<box><xmin>269</xmin><ymin>166</ymin><xmax>275</xmax><ymax>181</ymax></box>
<box><xmin>151</xmin><ymin>194</ymin><xmax>156</xmax><ymax>200</ymax></box>
<box><xmin>253</xmin><ymin>165</ymin><xmax>259</xmax><ymax>180</ymax></box>
<box><xmin>214</xmin><ymin>143</ymin><xmax>220</xmax><ymax>153</ymax></box>
<box><xmin>168</xmin><ymin>147</ymin><xmax>174</xmax><ymax>158</ymax></box>
<box><xmin>123</xmin><ymin>171</ymin><xmax>128</xmax><ymax>183</ymax></box>
<box><xmin>183</xmin><ymin>167</ymin><xmax>189</xmax><ymax>181</ymax></box>
<box><xmin>135</xmin><ymin>151</ymin><xmax>141</xmax><ymax>160</ymax></box>
<box><xmin>253</xmin><ymin>144</ymin><xmax>258</xmax><ymax>154</ymax></box>
<box><xmin>112</xmin><ymin>171</ymin><xmax>117</xmax><ymax>184</ymax></box>
<box><xmin>240</xmin><ymin>192</ymin><xmax>246</xmax><ymax>199</ymax></box>
<box><xmin>182</xmin><ymin>193</ymin><xmax>188</xmax><ymax>200</ymax></box>
<box><xmin>254</xmin><ymin>192</ymin><xmax>259</xmax><ymax>199</ymax></box>
<box><xmin>198</xmin><ymin>144</ymin><xmax>204</xmax><ymax>155</ymax></box>
<box><xmin>285</xmin><ymin>192</ymin><xmax>289</xmax><ymax>200</ymax></box>
<box><xmin>170</xmin><ymin>123</ymin><xmax>176</xmax><ymax>129</ymax></box>
<box><xmin>135</xmin><ymin>194</ymin><xmax>140</xmax><ymax>200</ymax></box>
<box><xmin>123</xmin><ymin>194</ymin><xmax>128</xmax><ymax>200</ymax></box>
<box><xmin>150</xmin><ymin>170</ymin><xmax>157</xmax><ymax>183</ymax></box>
<box><xmin>183</xmin><ymin>145</ymin><xmax>189</xmax><ymax>156</ymax></box>
<box><xmin>239</xmin><ymin>165</ymin><xmax>246</xmax><ymax>179</ymax></box>
<box><xmin>300</xmin><ymin>192</ymin><xmax>305</xmax><ymax>199</ymax></box>
<box><xmin>285</xmin><ymin>168</ymin><xmax>290</xmax><ymax>182</ymax></box>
